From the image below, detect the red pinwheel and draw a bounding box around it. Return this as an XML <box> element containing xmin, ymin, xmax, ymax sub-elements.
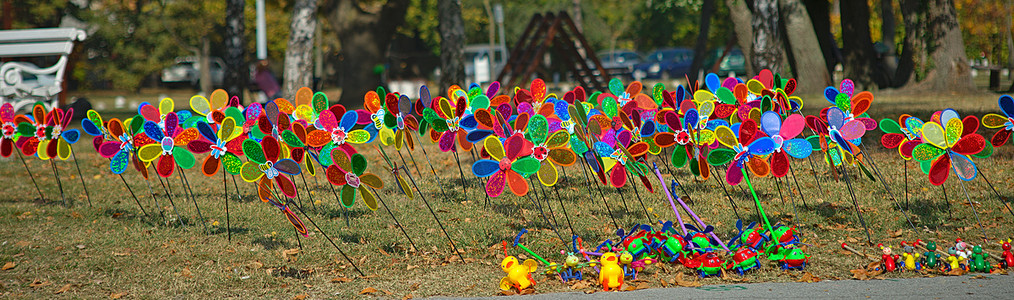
<box><xmin>15</xmin><ymin>104</ymin><xmax>81</xmax><ymax>160</ymax></box>
<box><xmin>879</xmin><ymin>114</ymin><xmax>923</xmax><ymax>160</ymax></box>
<box><xmin>982</xmin><ymin>95</ymin><xmax>1014</xmax><ymax>147</ymax></box>
<box><xmin>471</xmin><ymin>135</ymin><xmax>540</xmax><ymax>197</ymax></box>
<box><xmin>1</xmin><ymin>103</ymin><xmax>29</xmax><ymax>157</ymax></box>
<box><xmin>240</xmin><ymin>136</ymin><xmax>302</xmax><ymax>199</ymax></box>
<box><xmin>137</xmin><ymin>112</ymin><xmax>199</xmax><ymax>177</ymax></box>
<box><xmin>305</xmin><ymin>107</ymin><xmax>370</xmax><ymax>167</ymax></box>
<box><xmin>912</xmin><ymin>110</ymin><xmax>987</xmax><ymax>185</ymax></box>
<box><xmin>423</xmin><ymin>95</ymin><xmax>473</xmax><ymax>152</ymax></box>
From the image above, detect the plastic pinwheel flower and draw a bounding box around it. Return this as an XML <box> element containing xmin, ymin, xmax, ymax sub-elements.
<box><xmin>137</xmin><ymin>112</ymin><xmax>199</xmax><ymax>177</ymax></box>
<box><xmin>90</xmin><ymin>115</ymin><xmax>144</xmax><ymax>174</ymax></box>
<box><xmin>709</xmin><ymin>118</ymin><xmax>777</xmax><ymax>185</ymax></box>
<box><xmin>189</xmin><ymin>117</ymin><xmax>246</xmax><ymax>176</ymax></box>
<box><xmin>522</xmin><ymin>114</ymin><xmax>577</xmax><ymax>187</ymax></box>
<box><xmin>241</xmin><ymin>136</ymin><xmax>302</xmax><ymax>198</ymax></box>
<box><xmin>471</xmin><ymin>135</ymin><xmax>540</xmax><ymax>197</ymax></box>
<box><xmin>593</xmin><ymin>140</ymin><xmax>652</xmax><ymax>190</ymax></box>
<box><xmin>324</xmin><ymin>149</ymin><xmax>384</xmax><ymax>210</ymax></box>
<box><xmin>514</xmin><ymin>78</ymin><xmax>558</xmax><ymax>117</ymax></box>
<box><xmin>189</xmin><ymin>89</ymin><xmax>234</xmax><ymax>124</ymax></box>
<box><xmin>1</xmin><ymin>103</ymin><xmax>29</xmax><ymax>157</ymax></box>
<box><xmin>381</xmin><ymin>92</ymin><xmax>421</xmax><ymax>150</ymax></box>
<box><xmin>598</xmin><ymin>78</ymin><xmax>658</xmax><ymax>113</ymax></box>
<box><xmin>759</xmin><ymin>112</ymin><xmax>812</xmax><ymax>178</ymax></box>
<box><xmin>879</xmin><ymin>114</ymin><xmax>924</xmax><ymax>160</ymax></box>
<box><xmin>912</xmin><ymin>110</ymin><xmax>987</xmax><ymax>186</ymax></box>
<box><xmin>306</xmin><ymin>107</ymin><xmax>370</xmax><ymax>166</ymax></box>
<box><xmin>16</xmin><ymin>104</ymin><xmax>81</xmax><ymax>160</ymax></box>
<box><xmin>822</xmin><ymin>79</ymin><xmax>878</xmax><ymax>131</ymax></box>
<box><xmin>981</xmin><ymin>95</ymin><xmax>1014</xmax><ymax>147</ymax></box>
<box><xmin>291</xmin><ymin>87</ymin><xmax>328</xmax><ymax>126</ymax></box>
<box><xmin>423</xmin><ymin>96</ymin><xmax>473</xmax><ymax>153</ymax></box>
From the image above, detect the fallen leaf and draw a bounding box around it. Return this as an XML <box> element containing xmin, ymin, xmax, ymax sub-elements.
<box><xmin>15</xmin><ymin>240</ymin><xmax>29</xmax><ymax>247</ymax></box>
<box><xmin>112</xmin><ymin>252</ymin><xmax>131</xmax><ymax>257</ymax></box>
<box><xmin>797</xmin><ymin>272</ymin><xmax>820</xmax><ymax>283</ymax></box>
<box><xmin>889</xmin><ymin>229</ymin><xmax>903</xmax><ymax>238</ymax></box>
<box><xmin>569</xmin><ymin>280</ymin><xmax>593</xmax><ymax>290</ymax></box>
<box><xmin>292</xmin><ymin>294</ymin><xmax>307</xmax><ymax>300</ymax></box>
<box><xmin>249</xmin><ymin>261</ymin><xmax>264</xmax><ymax>269</ymax></box>
<box><xmin>406</xmin><ymin>265</ymin><xmax>418</xmax><ymax>271</ymax></box>
<box><xmin>109</xmin><ymin>292</ymin><xmax>128</xmax><ymax>299</ymax></box>
<box><xmin>54</xmin><ymin>283</ymin><xmax>73</xmax><ymax>294</ymax></box>
<box><xmin>180</xmin><ymin>267</ymin><xmax>193</xmax><ymax>278</ymax></box>
<box><xmin>673</xmin><ymin>273</ymin><xmax>700</xmax><ymax>287</ymax></box>
<box><xmin>2</xmin><ymin>262</ymin><xmax>15</xmax><ymax>270</ymax></box>
<box><xmin>30</xmin><ymin>280</ymin><xmax>51</xmax><ymax>288</ymax></box>
<box><xmin>360</xmin><ymin>287</ymin><xmax>378</xmax><ymax>295</ymax></box>
<box><xmin>282</xmin><ymin>249</ymin><xmax>300</xmax><ymax>262</ymax></box>
<box><xmin>402</xmin><ymin>294</ymin><xmax>413</xmax><ymax>300</ymax></box>
<box><xmin>331</xmin><ymin>277</ymin><xmax>353</xmax><ymax>283</ymax></box>
<box><xmin>70</xmin><ymin>211</ymin><xmax>82</xmax><ymax>218</ymax></box>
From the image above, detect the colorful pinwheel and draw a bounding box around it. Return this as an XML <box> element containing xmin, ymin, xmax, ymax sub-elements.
<box><xmin>137</xmin><ymin>111</ymin><xmax>199</xmax><ymax>177</ymax></box>
<box><xmin>241</xmin><ymin>136</ymin><xmax>301</xmax><ymax>198</ymax></box>
<box><xmin>471</xmin><ymin>135</ymin><xmax>540</xmax><ymax>197</ymax></box>
<box><xmin>982</xmin><ymin>95</ymin><xmax>1014</xmax><ymax>147</ymax></box>
<box><xmin>709</xmin><ymin>118</ymin><xmax>776</xmax><ymax>185</ymax></box>
<box><xmin>912</xmin><ymin>110</ymin><xmax>987</xmax><ymax>185</ymax></box>
<box><xmin>324</xmin><ymin>149</ymin><xmax>384</xmax><ymax>210</ymax></box>
<box><xmin>423</xmin><ymin>96</ymin><xmax>473</xmax><ymax>153</ymax></box>
<box><xmin>1</xmin><ymin>103</ymin><xmax>29</xmax><ymax>157</ymax></box>
<box><xmin>879</xmin><ymin>115</ymin><xmax>923</xmax><ymax>160</ymax></box>
<box><xmin>306</xmin><ymin>108</ymin><xmax>370</xmax><ymax>166</ymax></box>
<box><xmin>189</xmin><ymin>117</ymin><xmax>246</xmax><ymax>176</ymax></box>
<box><xmin>522</xmin><ymin>114</ymin><xmax>577</xmax><ymax>186</ymax></box>
<box><xmin>16</xmin><ymin>104</ymin><xmax>81</xmax><ymax>160</ymax></box>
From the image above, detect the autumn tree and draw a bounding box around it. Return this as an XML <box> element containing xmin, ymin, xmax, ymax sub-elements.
<box><xmin>324</xmin><ymin>0</ymin><xmax>411</xmax><ymax>105</ymax></box>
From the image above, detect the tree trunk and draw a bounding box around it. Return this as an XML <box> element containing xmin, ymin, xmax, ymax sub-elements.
<box><xmin>438</xmin><ymin>0</ymin><xmax>465</xmax><ymax>88</ymax></box>
<box><xmin>880</xmin><ymin>0</ymin><xmax>898</xmax><ymax>75</ymax></box>
<box><xmin>726</xmin><ymin>0</ymin><xmax>754</xmax><ymax>76</ymax></box>
<box><xmin>200</xmin><ymin>37</ymin><xmax>213</xmax><ymax>95</ymax></box>
<box><xmin>688</xmin><ymin>0</ymin><xmax>716</xmax><ymax>84</ymax></box>
<box><xmin>752</xmin><ymin>0</ymin><xmax>785</xmax><ymax>74</ymax></box>
<box><xmin>327</xmin><ymin>0</ymin><xmax>411</xmax><ymax>105</ymax></box>
<box><xmin>840</xmin><ymin>0</ymin><xmax>889</xmax><ymax>89</ymax></box>
<box><xmin>282</xmin><ymin>0</ymin><xmax>318</xmax><ymax>99</ymax></box>
<box><xmin>803</xmin><ymin>0</ymin><xmax>836</xmax><ymax>78</ymax></box>
<box><xmin>224</xmin><ymin>0</ymin><xmax>246</xmax><ymax>103</ymax></box>
<box><xmin>915</xmin><ymin>0</ymin><xmax>974</xmax><ymax>91</ymax></box>
<box><xmin>779</xmin><ymin>0</ymin><xmax>830</xmax><ymax>94</ymax></box>
<box><xmin>895</xmin><ymin>0</ymin><xmax>925</xmax><ymax>87</ymax></box>
<box><xmin>1006</xmin><ymin>0</ymin><xmax>1014</xmax><ymax>92</ymax></box>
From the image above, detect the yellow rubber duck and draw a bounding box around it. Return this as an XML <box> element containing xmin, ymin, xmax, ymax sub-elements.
<box><xmin>598</xmin><ymin>252</ymin><xmax>624</xmax><ymax>291</ymax></box>
<box><xmin>499</xmin><ymin>256</ymin><xmax>538</xmax><ymax>292</ymax></box>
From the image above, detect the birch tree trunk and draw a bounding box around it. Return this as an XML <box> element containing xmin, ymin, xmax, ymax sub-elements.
<box><xmin>752</xmin><ymin>0</ymin><xmax>784</xmax><ymax>74</ymax></box>
<box><xmin>282</xmin><ymin>0</ymin><xmax>318</xmax><ymax>99</ymax></box>
<box><xmin>779</xmin><ymin>0</ymin><xmax>829</xmax><ymax>94</ymax></box>
<box><xmin>726</xmin><ymin>0</ymin><xmax>754</xmax><ymax>76</ymax></box>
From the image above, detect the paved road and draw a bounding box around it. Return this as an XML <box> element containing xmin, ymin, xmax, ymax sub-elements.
<box><xmin>449</xmin><ymin>274</ymin><xmax>1012</xmax><ymax>299</ymax></box>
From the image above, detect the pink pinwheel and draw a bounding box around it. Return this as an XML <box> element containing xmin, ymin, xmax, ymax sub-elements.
<box><xmin>708</xmin><ymin>118</ymin><xmax>777</xmax><ymax>186</ymax></box>
<box><xmin>1</xmin><ymin>103</ymin><xmax>30</xmax><ymax>157</ymax></box>
<box><xmin>759</xmin><ymin>112</ymin><xmax>812</xmax><ymax>178</ymax></box>
<box><xmin>471</xmin><ymin>135</ymin><xmax>540</xmax><ymax>197</ymax></box>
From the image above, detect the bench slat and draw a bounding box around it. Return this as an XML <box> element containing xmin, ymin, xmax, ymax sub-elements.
<box><xmin>0</xmin><ymin>41</ymin><xmax>75</xmax><ymax>57</ymax></box>
<box><xmin>0</xmin><ymin>28</ymin><xmax>86</xmax><ymax>44</ymax></box>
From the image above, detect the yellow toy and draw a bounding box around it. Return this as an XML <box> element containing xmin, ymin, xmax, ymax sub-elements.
<box><xmin>598</xmin><ymin>252</ymin><xmax>624</xmax><ymax>291</ymax></box>
<box><xmin>944</xmin><ymin>248</ymin><xmax>967</xmax><ymax>272</ymax></box>
<box><xmin>499</xmin><ymin>242</ymin><xmax>538</xmax><ymax>292</ymax></box>
<box><xmin>899</xmin><ymin>242</ymin><xmax>920</xmax><ymax>271</ymax></box>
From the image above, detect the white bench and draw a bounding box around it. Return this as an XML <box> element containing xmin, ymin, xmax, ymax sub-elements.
<box><xmin>0</xmin><ymin>28</ymin><xmax>87</xmax><ymax>112</ymax></box>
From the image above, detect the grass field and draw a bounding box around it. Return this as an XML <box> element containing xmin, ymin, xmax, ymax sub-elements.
<box><xmin>0</xmin><ymin>89</ymin><xmax>1012</xmax><ymax>298</ymax></box>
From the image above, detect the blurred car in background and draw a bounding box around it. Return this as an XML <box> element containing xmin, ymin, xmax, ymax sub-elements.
<box><xmin>161</xmin><ymin>56</ymin><xmax>225</xmax><ymax>88</ymax></box>
<box><xmin>633</xmin><ymin>47</ymin><xmax>693</xmax><ymax>80</ymax></box>
<box><xmin>596</xmin><ymin>50</ymin><xmax>642</xmax><ymax>79</ymax></box>
<box><xmin>703</xmin><ymin>47</ymin><xmax>747</xmax><ymax>77</ymax></box>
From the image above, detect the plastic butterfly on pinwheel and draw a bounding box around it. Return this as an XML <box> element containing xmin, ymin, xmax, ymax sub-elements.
<box><xmin>306</xmin><ymin>105</ymin><xmax>370</xmax><ymax>167</ymax></box>
<box><xmin>85</xmin><ymin>111</ymin><xmax>152</xmax><ymax>174</ymax></box>
<box><xmin>912</xmin><ymin>109</ymin><xmax>988</xmax><ymax>186</ymax></box>
<box><xmin>521</xmin><ymin>114</ymin><xmax>577</xmax><ymax>187</ymax></box>
<box><xmin>423</xmin><ymin>95</ymin><xmax>473</xmax><ymax>153</ymax></box>
<box><xmin>81</xmin><ymin>109</ymin><xmax>110</xmax><ymax>151</ymax></box>
<box><xmin>241</xmin><ymin>135</ymin><xmax>302</xmax><ymax>199</ymax></box>
<box><xmin>593</xmin><ymin>140</ymin><xmax>653</xmax><ymax>191</ymax></box>
<box><xmin>380</xmin><ymin>91</ymin><xmax>422</xmax><ymax>151</ymax></box>
<box><xmin>0</xmin><ymin>103</ymin><xmax>24</xmax><ymax>157</ymax></box>
<box><xmin>137</xmin><ymin>111</ymin><xmax>200</xmax><ymax>177</ymax></box>
<box><xmin>708</xmin><ymin>118</ymin><xmax>777</xmax><ymax>186</ymax></box>
<box><xmin>360</xmin><ymin>88</ymin><xmax>394</xmax><ymax>145</ymax></box>
<box><xmin>189</xmin><ymin>117</ymin><xmax>247</xmax><ymax>177</ymax></box>
<box><xmin>472</xmin><ymin>135</ymin><xmax>541</xmax><ymax>197</ymax></box>
<box><xmin>324</xmin><ymin>149</ymin><xmax>384</xmax><ymax>210</ymax></box>
<box><xmin>981</xmin><ymin>95</ymin><xmax>1014</xmax><ymax>148</ymax></box>
<box><xmin>879</xmin><ymin>114</ymin><xmax>924</xmax><ymax>160</ymax></box>
<box><xmin>759</xmin><ymin>112</ymin><xmax>812</xmax><ymax>178</ymax></box>
<box><xmin>15</xmin><ymin>103</ymin><xmax>81</xmax><ymax>160</ymax></box>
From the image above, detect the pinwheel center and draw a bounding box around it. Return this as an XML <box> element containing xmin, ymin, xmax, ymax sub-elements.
<box><xmin>396</xmin><ymin>114</ymin><xmax>405</xmax><ymax>130</ymax></box>
<box><xmin>771</xmin><ymin>135</ymin><xmax>784</xmax><ymax>151</ymax></box>
<box><xmin>330</xmin><ymin>128</ymin><xmax>347</xmax><ymax>144</ymax></box>
<box><xmin>34</xmin><ymin>124</ymin><xmax>48</xmax><ymax>140</ymax></box>
<box><xmin>447</xmin><ymin>117</ymin><xmax>460</xmax><ymax>132</ymax></box>
<box><xmin>498</xmin><ymin>158</ymin><xmax>511</xmax><ymax>170</ymax></box>
<box><xmin>50</xmin><ymin>125</ymin><xmax>62</xmax><ymax>139</ymax></box>
<box><xmin>533</xmin><ymin>146</ymin><xmax>549</xmax><ymax>161</ymax></box>
<box><xmin>345</xmin><ymin>172</ymin><xmax>361</xmax><ymax>188</ymax></box>
<box><xmin>118</xmin><ymin>134</ymin><xmax>133</xmax><ymax>152</ymax></box>
<box><xmin>261</xmin><ymin>161</ymin><xmax>279</xmax><ymax>179</ymax></box>
<box><xmin>160</xmin><ymin>137</ymin><xmax>174</xmax><ymax>154</ymax></box>
<box><xmin>210</xmin><ymin>140</ymin><xmax>227</xmax><ymax>158</ymax></box>
<box><xmin>733</xmin><ymin>145</ymin><xmax>748</xmax><ymax>163</ymax></box>
<box><xmin>561</xmin><ymin>120</ymin><xmax>575</xmax><ymax>134</ymax></box>
<box><xmin>618</xmin><ymin>92</ymin><xmax>631</xmax><ymax>106</ymax></box>
<box><xmin>675</xmin><ymin>131</ymin><xmax>690</xmax><ymax>145</ymax></box>
<box><xmin>371</xmin><ymin>110</ymin><xmax>385</xmax><ymax>129</ymax></box>
<box><xmin>1</xmin><ymin>122</ymin><xmax>14</xmax><ymax>139</ymax></box>
<box><xmin>1006</xmin><ymin>118</ymin><xmax>1014</xmax><ymax>130</ymax></box>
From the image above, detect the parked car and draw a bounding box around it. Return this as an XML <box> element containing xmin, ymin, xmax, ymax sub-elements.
<box><xmin>633</xmin><ymin>48</ymin><xmax>693</xmax><ymax>80</ymax></box>
<box><xmin>161</xmin><ymin>56</ymin><xmax>226</xmax><ymax>88</ymax></box>
<box><xmin>703</xmin><ymin>47</ymin><xmax>747</xmax><ymax>77</ymax></box>
<box><xmin>596</xmin><ymin>50</ymin><xmax>642</xmax><ymax>78</ymax></box>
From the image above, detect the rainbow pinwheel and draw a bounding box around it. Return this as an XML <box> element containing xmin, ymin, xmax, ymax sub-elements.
<box><xmin>189</xmin><ymin>117</ymin><xmax>246</xmax><ymax>176</ymax></box>
<box><xmin>709</xmin><ymin>118</ymin><xmax>777</xmax><ymax>185</ymax></box>
<box><xmin>912</xmin><ymin>110</ymin><xmax>987</xmax><ymax>185</ymax></box>
<box><xmin>514</xmin><ymin>78</ymin><xmax>557</xmax><ymax>117</ymax></box>
<box><xmin>361</xmin><ymin>90</ymin><xmax>395</xmax><ymax>146</ymax></box>
<box><xmin>982</xmin><ymin>95</ymin><xmax>1014</xmax><ymax>147</ymax></box>
<box><xmin>472</xmin><ymin>135</ymin><xmax>540</xmax><ymax>197</ymax></box>
<box><xmin>598</xmin><ymin>78</ymin><xmax>658</xmax><ymax>113</ymax></box>
<box><xmin>324</xmin><ymin>149</ymin><xmax>384</xmax><ymax>210</ymax></box>
<box><xmin>241</xmin><ymin>136</ymin><xmax>301</xmax><ymax>198</ymax></box>
<box><xmin>1</xmin><ymin>103</ymin><xmax>28</xmax><ymax>157</ymax></box>
<box><xmin>823</xmin><ymin>79</ymin><xmax>877</xmax><ymax>131</ymax></box>
<box><xmin>593</xmin><ymin>140</ymin><xmax>652</xmax><ymax>190</ymax></box>
<box><xmin>381</xmin><ymin>92</ymin><xmax>421</xmax><ymax>150</ymax></box>
<box><xmin>137</xmin><ymin>111</ymin><xmax>199</xmax><ymax>177</ymax></box>
<box><xmin>189</xmin><ymin>89</ymin><xmax>234</xmax><ymax>124</ymax></box>
<box><xmin>306</xmin><ymin>108</ymin><xmax>370</xmax><ymax>167</ymax></box>
<box><xmin>16</xmin><ymin>104</ymin><xmax>81</xmax><ymax>160</ymax></box>
<box><xmin>291</xmin><ymin>87</ymin><xmax>328</xmax><ymax>126</ymax></box>
<box><xmin>423</xmin><ymin>96</ymin><xmax>473</xmax><ymax>153</ymax></box>
<box><xmin>759</xmin><ymin>112</ymin><xmax>811</xmax><ymax>177</ymax></box>
<box><xmin>89</xmin><ymin>114</ymin><xmax>152</xmax><ymax>174</ymax></box>
<box><xmin>522</xmin><ymin>114</ymin><xmax>577</xmax><ymax>186</ymax></box>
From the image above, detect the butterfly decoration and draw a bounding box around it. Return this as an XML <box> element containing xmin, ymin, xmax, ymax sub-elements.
<box><xmin>759</xmin><ymin>112</ymin><xmax>812</xmax><ymax>178</ymax></box>
<box><xmin>324</xmin><ymin>149</ymin><xmax>384</xmax><ymax>210</ymax></box>
<box><xmin>807</xmin><ymin>106</ymin><xmax>868</xmax><ymax>168</ymax></box>
<box><xmin>137</xmin><ymin>110</ymin><xmax>200</xmax><ymax>177</ymax></box>
<box><xmin>709</xmin><ymin>118</ymin><xmax>777</xmax><ymax>186</ymax></box>
<box><xmin>981</xmin><ymin>95</ymin><xmax>1014</xmax><ymax>147</ymax></box>
<box><xmin>912</xmin><ymin>110</ymin><xmax>987</xmax><ymax>185</ymax></box>
<box><xmin>15</xmin><ymin>104</ymin><xmax>81</xmax><ymax>160</ymax></box>
<box><xmin>1</xmin><ymin>103</ymin><xmax>29</xmax><ymax>157</ymax></box>
<box><xmin>472</xmin><ymin>135</ymin><xmax>540</xmax><ymax>197</ymax></box>
<box><xmin>423</xmin><ymin>94</ymin><xmax>474</xmax><ymax>153</ymax></box>
<box><xmin>597</xmin><ymin>78</ymin><xmax>658</xmax><ymax>114</ymax></box>
<box><xmin>241</xmin><ymin>135</ymin><xmax>302</xmax><ymax>198</ymax></box>
<box><xmin>359</xmin><ymin>89</ymin><xmax>393</xmax><ymax>145</ymax></box>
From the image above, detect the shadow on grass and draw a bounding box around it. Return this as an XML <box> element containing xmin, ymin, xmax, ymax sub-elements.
<box><xmin>252</xmin><ymin>236</ymin><xmax>292</xmax><ymax>250</ymax></box>
<box><xmin>209</xmin><ymin>226</ymin><xmax>250</xmax><ymax>236</ymax></box>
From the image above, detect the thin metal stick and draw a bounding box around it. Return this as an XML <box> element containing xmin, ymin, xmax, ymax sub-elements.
<box><xmin>710</xmin><ymin>165</ymin><xmax>742</xmax><ymax>220</ymax></box>
<box><xmin>977</xmin><ymin>170</ymin><xmax>1014</xmax><ymax>219</ymax></box>
<box><xmin>551</xmin><ymin>184</ymin><xmax>576</xmax><ymax>237</ymax></box>
<box><xmin>119</xmin><ymin>172</ymin><xmax>148</xmax><ymax>218</ymax></box>
<box><xmin>16</xmin><ymin>151</ymin><xmax>45</xmax><ymax>201</ymax></box>
<box><xmin>858</xmin><ymin>144</ymin><xmax>916</xmax><ymax>230</ymax></box>
<box><xmin>956</xmin><ymin>178</ymin><xmax>988</xmax><ymax>242</ymax></box>
<box><xmin>370</xmin><ymin>187</ymin><xmax>418</xmax><ymax>252</ymax></box>
<box><xmin>70</xmin><ymin>151</ymin><xmax>92</xmax><ymax>207</ymax></box>
<box><xmin>158</xmin><ymin>174</ymin><xmax>185</xmax><ymax>227</ymax></box>
<box><xmin>289</xmin><ymin>197</ymin><xmax>365</xmax><ymax>276</ymax></box>
<box><xmin>401</xmin><ymin>166</ymin><xmax>461</xmax><ymax>259</ymax></box>
<box><xmin>50</xmin><ymin>160</ymin><xmax>68</xmax><ymax>206</ymax></box>
<box><xmin>452</xmin><ymin>150</ymin><xmax>468</xmax><ymax>195</ymax></box>
<box><xmin>178</xmin><ymin>166</ymin><xmax>208</xmax><ymax>233</ymax></box>
<box><xmin>525</xmin><ymin>192</ymin><xmax>566</xmax><ymax>246</ymax></box>
<box><xmin>787</xmin><ymin>162</ymin><xmax>809</xmax><ymax>210</ymax></box>
<box><xmin>223</xmin><ymin>171</ymin><xmax>231</xmax><ymax>241</ymax></box>
<box><xmin>840</xmin><ymin>166</ymin><xmax>872</xmax><ymax>245</ymax></box>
